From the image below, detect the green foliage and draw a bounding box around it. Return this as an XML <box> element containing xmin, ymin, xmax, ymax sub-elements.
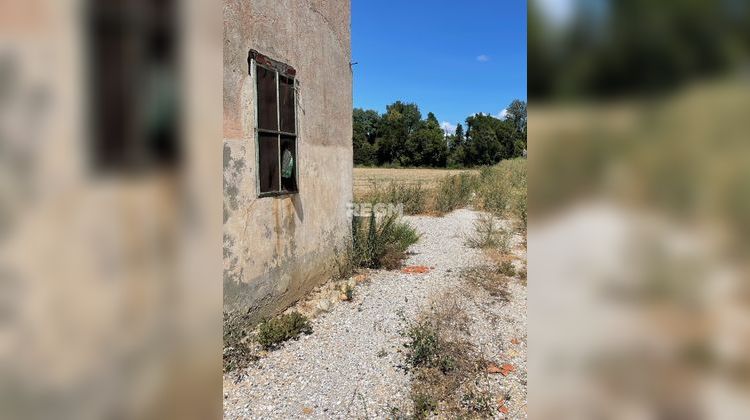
<box><xmin>499</xmin><ymin>261</ymin><xmax>516</xmax><ymax>278</ymax></box>
<box><xmin>351</xmin><ymin>212</ymin><xmax>420</xmax><ymax>269</ymax></box>
<box><xmin>475</xmin><ymin>158</ymin><xmax>527</xmax><ymax>225</ymax></box>
<box><xmin>256</xmin><ymin>312</ymin><xmax>313</xmax><ymax>350</ymax></box>
<box><xmin>358</xmin><ymin>181</ymin><xmax>427</xmax><ymax>215</ymax></box>
<box><xmin>223</xmin><ymin>312</ymin><xmax>258</xmax><ymax>372</ymax></box>
<box><xmin>412</xmin><ymin>393</ymin><xmax>437</xmax><ymax>419</ymax></box>
<box><xmin>434</xmin><ymin>173</ymin><xmax>478</xmax><ymax>214</ymax></box>
<box><xmin>465</xmin><ymin>213</ymin><xmax>512</xmax><ymax>252</ymax></box>
<box><xmin>353</xmin><ymin>100</ymin><xmax>526</xmax><ymax>168</ymax></box>
<box><xmin>404</xmin><ymin>321</ymin><xmax>455</xmax><ymax>374</ymax></box>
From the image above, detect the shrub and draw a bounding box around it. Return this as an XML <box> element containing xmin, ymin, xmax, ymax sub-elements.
<box><xmin>462</xmin><ymin>265</ymin><xmax>511</xmax><ymax>300</ymax></box>
<box><xmin>351</xmin><ymin>212</ymin><xmax>420</xmax><ymax>269</ymax></box>
<box><xmin>475</xmin><ymin>158</ymin><xmax>527</xmax><ymax>226</ymax></box>
<box><xmin>358</xmin><ymin>181</ymin><xmax>427</xmax><ymax>215</ymax></box>
<box><xmin>223</xmin><ymin>312</ymin><xmax>258</xmax><ymax>372</ymax></box>
<box><xmin>256</xmin><ymin>311</ymin><xmax>312</xmax><ymax>350</ymax></box>
<box><xmin>499</xmin><ymin>261</ymin><xmax>516</xmax><ymax>277</ymax></box>
<box><xmin>465</xmin><ymin>213</ymin><xmax>511</xmax><ymax>252</ymax></box>
<box><xmin>412</xmin><ymin>393</ymin><xmax>438</xmax><ymax>419</ymax></box>
<box><xmin>434</xmin><ymin>173</ymin><xmax>479</xmax><ymax>214</ymax></box>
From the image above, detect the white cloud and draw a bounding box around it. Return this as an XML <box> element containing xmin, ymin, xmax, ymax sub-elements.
<box><xmin>441</xmin><ymin>121</ymin><xmax>457</xmax><ymax>135</ymax></box>
<box><xmin>476</xmin><ymin>54</ymin><xmax>490</xmax><ymax>63</ymax></box>
<box><xmin>496</xmin><ymin>109</ymin><xmax>509</xmax><ymax>120</ymax></box>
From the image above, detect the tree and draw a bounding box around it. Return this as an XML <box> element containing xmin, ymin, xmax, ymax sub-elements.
<box><xmin>453</xmin><ymin>124</ymin><xmax>464</xmax><ymax>148</ymax></box>
<box><xmin>378</xmin><ymin>101</ymin><xmax>422</xmax><ymax>165</ymax></box>
<box><xmin>353</xmin><ymin>108</ymin><xmax>381</xmax><ymax>165</ymax></box>
<box><xmin>505</xmin><ymin>100</ymin><xmax>527</xmax><ymax>135</ymax></box>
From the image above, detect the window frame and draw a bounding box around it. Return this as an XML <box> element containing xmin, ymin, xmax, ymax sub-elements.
<box><xmin>250</xmin><ymin>51</ymin><xmax>299</xmax><ymax>198</ymax></box>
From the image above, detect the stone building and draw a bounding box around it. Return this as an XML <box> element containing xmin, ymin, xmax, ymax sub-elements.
<box><xmin>223</xmin><ymin>0</ymin><xmax>353</xmax><ymax>321</ymax></box>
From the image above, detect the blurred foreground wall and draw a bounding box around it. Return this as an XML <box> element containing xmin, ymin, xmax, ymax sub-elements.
<box><xmin>0</xmin><ymin>0</ymin><xmax>222</xmax><ymax>418</ymax></box>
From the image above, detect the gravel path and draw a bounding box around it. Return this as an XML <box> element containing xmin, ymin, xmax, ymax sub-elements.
<box><xmin>223</xmin><ymin>209</ymin><xmax>527</xmax><ymax>419</ymax></box>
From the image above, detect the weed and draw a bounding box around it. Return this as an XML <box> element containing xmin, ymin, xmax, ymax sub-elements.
<box><xmin>342</xmin><ymin>283</ymin><xmax>354</xmax><ymax>301</ymax></box>
<box><xmin>475</xmin><ymin>159</ymin><xmax>527</xmax><ymax>229</ymax></box>
<box><xmin>434</xmin><ymin>173</ymin><xmax>479</xmax><ymax>214</ymax></box>
<box><xmin>462</xmin><ymin>265</ymin><xmax>511</xmax><ymax>300</ymax></box>
<box><xmin>358</xmin><ymin>181</ymin><xmax>427</xmax><ymax>215</ymax></box>
<box><xmin>256</xmin><ymin>311</ymin><xmax>312</xmax><ymax>350</ymax></box>
<box><xmin>377</xmin><ymin>349</ymin><xmax>389</xmax><ymax>358</ymax></box>
<box><xmin>465</xmin><ymin>213</ymin><xmax>512</xmax><ymax>252</ymax></box>
<box><xmin>460</xmin><ymin>388</ymin><xmax>495</xmax><ymax>417</ymax></box>
<box><xmin>412</xmin><ymin>393</ymin><xmax>437</xmax><ymax>419</ymax></box>
<box><xmin>352</xmin><ymin>212</ymin><xmax>420</xmax><ymax>269</ymax></box>
<box><xmin>223</xmin><ymin>312</ymin><xmax>258</xmax><ymax>372</ymax></box>
<box><xmin>404</xmin><ymin>321</ymin><xmax>447</xmax><ymax>371</ymax></box>
<box><xmin>499</xmin><ymin>261</ymin><xmax>516</xmax><ymax>277</ymax></box>
<box><xmin>399</xmin><ymin>300</ymin><xmax>494</xmax><ymax>419</ymax></box>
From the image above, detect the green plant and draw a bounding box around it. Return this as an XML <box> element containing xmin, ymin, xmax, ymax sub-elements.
<box><xmin>434</xmin><ymin>173</ymin><xmax>479</xmax><ymax>214</ymax></box>
<box><xmin>342</xmin><ymin>283</ymin><xmax>354</xmax><ymax>301</ymax></box>
<box><xmin>460</xmin><ymin>388</ymin><xmax>495</xmax><ymax>416</ymax></box>
<box><xmin>256</xmin><ymin>311</ymin><xmax>312</xmax><ymax>350</ymax></box>
<box><xmin>359</xmin><ymin>181</ymin><xmax>427</xmax><ymax>215</ymax></box>
<box><xmin>351</xmin><ymin>212</ymin><xmax>420</xmax><ymax>269</ymax></box>
<box><xmin>462</xmin><ymin>265</ymin><xmax>511</xmax><ymax>300</ymax></box>
<box><xmin>465</xmin><ymin>213</ymin><xmax>511</xmax><ymax>252</ymax></box>
<box><xmin>475</xmin><ymin>159</ymin><xmax>527</xmax><ymax>229</ymax></box>
<box><xmin>404</xmin><ymin>322</ymin><xmax>441</xmax><ymax>368</ymax></box>
<box><xmin>223</xmin><ymin>312</ymin><xmax>258</xmax><ymax>372</ymax></box>
<box><xmin>412</xmin><ymin>393</ymin><xmax>437</xmax><ymax>419</ymax></box>
<box><xmin>499</xmin><ymin>261</ymin><xmax>516</xmax><ymax>277</ymax></box>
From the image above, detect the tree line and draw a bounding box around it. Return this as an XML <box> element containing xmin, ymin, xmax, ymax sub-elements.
<box><xmin>353</xmin><ymin>100</ymin><xmax>527</xmax><ymax>168</ymax></box>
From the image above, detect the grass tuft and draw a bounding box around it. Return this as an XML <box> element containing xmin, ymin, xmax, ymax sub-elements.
<box><xmin>256</xmin><ymin>311</ymin><xmax>312</xmax><ymax>350</ymax></box>
<box><xmin>351</xmin><ymin>212</ymin><xmax>420</xmax><ymax>269</ymax></box>
<box><xmin>465</xmin><ymin>213</ymin><xmax>512</xmax><ymax>252</ymax></box>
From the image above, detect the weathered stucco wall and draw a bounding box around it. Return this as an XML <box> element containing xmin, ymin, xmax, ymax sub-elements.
<box><xmin>223</xmin><ymin>0</ymin><xmax>353</xmax><ymax>320</ymax></box>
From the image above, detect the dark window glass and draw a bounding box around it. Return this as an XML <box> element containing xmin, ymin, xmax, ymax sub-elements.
<box><xmin>258</xmin><ymin>133</ymin><xmax>279</xmax><ymax>193</ymax></box>
<box><xmin>280</xmin><ymin>135</ymin><xmax>297</xmax><ymax>192</ymax></box>
<box><xmin>88</xmin><ymin>0</ymin><xmax>180</xmax><ymax>173</ymax></box>
<box><xmin>257</xmin><ymin>66</ymin><xmax>278</xmax><ymax>131</ymax></box>
<box><xmin>279</xmin><ymin>76</ymin><xmax>295</xmax><ymax>134</ymax></box>
<box><xmin>254</xmin><ymin>56</ymin><xmax>297</xmax><ymax>196</ymax></box>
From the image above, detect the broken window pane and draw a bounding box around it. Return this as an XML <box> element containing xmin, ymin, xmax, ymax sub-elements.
<box><xmin>280</xmin><ymin>135</ymin><xmax>297</xmax><ymax>192</ymax></box>
<box><xmin>279</xmin><ymin>76</ymin><xmax>295</xmax><ymax>134</ymax></box>
<box><xmin>258</xmin><ymin>133</ymin><xmax>279</xmax><ymax>193</ymax></box>
<box><xmin>257</xmin><ymin>66</ymin><xmax>278</xmax><ymax>131</ymax></box>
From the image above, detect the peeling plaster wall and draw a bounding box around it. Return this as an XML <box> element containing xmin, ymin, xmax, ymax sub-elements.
<box><xmin>223</xmin><ymin>0</ymin><xmax>353</xmax><ymax>321</ymax></box>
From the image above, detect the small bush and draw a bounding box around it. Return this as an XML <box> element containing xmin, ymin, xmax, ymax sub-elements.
<box><xmin>465</xmin><ymin>213</ymin><xmax>512</xmax><ymax>252</ymax></box>
<box><xmin>475</xmin><ymin>159</ymin><xmax>527</xmax><ymax>227</ymax></box>
<box><xmin>412</xmin><ymin>393</ymin><xmax>438</xmax><ymax>419</ymax></box>
<box><xmin>352</xmin><ymin>212</ymin><xmax>420</xmax><ymax>269</ymax></box>
<box><xmin>400</xmin><ymin>302</ymin><xmax>491</xmax><ymax>419</ymax></box>
<box><xmin>256</xmin><ymin>311</ymin><xmax>312</xmax><ymax>350</ymax></box>
<box><xmin>434</xmin><ymin>173</ymin><xmax>479</xmax><ymax>214</ymax></box>
<box><xmin>462</xmin><ymin>265</ymin><xmax>511</xmax><ymax>300</ymax></box>
<box><xmin>223</xmin><ymin>312</ymin><xmax>258</xmax><ymax>372</ymax></box>
<box><xmin>358</xmin><ymin>181</ymin><xmax>427</xmax><ymax>215</ymax></box>
<box><xmin>499</xmin><ymin>261</ymin><xmax>516</xmax><ymax>277</ymax></box>
<box><xmin>404</xmin><ymin>322</ymin><xmax>442</xmax><ymax>369</ymax></box>
<box><xmin>460</xmin><ymin>388</ymin><xmax>495</xmax><ymax>416</ymax></box>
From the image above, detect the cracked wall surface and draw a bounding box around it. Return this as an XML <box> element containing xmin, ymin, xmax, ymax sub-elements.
<box><xmin>223</xmin><ymin>0</ymin><xmax>353</xmax><ymax>322</ymax></box>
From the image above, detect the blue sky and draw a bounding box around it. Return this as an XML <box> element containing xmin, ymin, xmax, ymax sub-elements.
<box><xmin>352</xmin><ymin>0</ymin><xmax>527</xmax><ymax>133</ymax></box>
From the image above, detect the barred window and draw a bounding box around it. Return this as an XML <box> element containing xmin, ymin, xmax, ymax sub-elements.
<box><xmin>251</xmin><ymin>50</ymin><xmax>298</xmax><ymax>196</ymax></box>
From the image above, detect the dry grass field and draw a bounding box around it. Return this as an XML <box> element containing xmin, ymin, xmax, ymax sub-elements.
<box><xmin>353</xmin><ymin>167</ymin><xmax>479</xmax><ymax>194</ymax></box>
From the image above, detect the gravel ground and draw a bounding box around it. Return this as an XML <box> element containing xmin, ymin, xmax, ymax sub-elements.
<box><xmin>223</xmin><ymin>209</ymin><xmax>527</xmax><ymax>419</ymax></box>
